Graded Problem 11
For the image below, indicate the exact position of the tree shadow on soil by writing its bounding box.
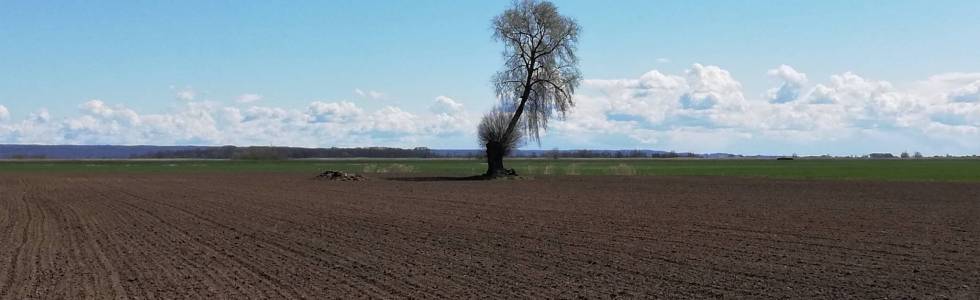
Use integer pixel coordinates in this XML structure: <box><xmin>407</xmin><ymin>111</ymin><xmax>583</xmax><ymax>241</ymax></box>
<box><xmin>386</xmin><ymin>175</ymin><xmax>490</xmax><ymax>182</ymax></box>
<box><xmin>386</xmin><ymin>174</ymin><xmax>532</xmax><ymax>182</ymax></box>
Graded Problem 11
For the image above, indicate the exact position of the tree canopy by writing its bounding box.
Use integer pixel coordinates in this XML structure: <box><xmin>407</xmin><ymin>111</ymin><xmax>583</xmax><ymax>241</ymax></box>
<box><xmin>492</xmin><ymin>0</ymin><xmax>581</xmax><ymax>144</ymax></box>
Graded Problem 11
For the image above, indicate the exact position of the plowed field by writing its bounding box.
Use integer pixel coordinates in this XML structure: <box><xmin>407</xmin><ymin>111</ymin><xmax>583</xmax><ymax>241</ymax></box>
<box><xmin>1</xmin><ymin>173</ymin><xmax>977</xmax><ymax>299</ymax></box>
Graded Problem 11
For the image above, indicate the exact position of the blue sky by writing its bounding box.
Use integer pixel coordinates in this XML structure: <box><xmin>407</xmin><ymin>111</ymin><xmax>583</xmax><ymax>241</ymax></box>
<box><xmin>2</xmin><ymin>1</ymin><xmax>979</xmax><ymax>155</ymax></box>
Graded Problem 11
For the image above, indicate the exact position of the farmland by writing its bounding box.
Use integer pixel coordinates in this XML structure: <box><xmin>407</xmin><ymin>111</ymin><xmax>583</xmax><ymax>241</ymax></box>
<box><xmin>1</xmin><ymin>169</ymin><xmax>978</xmax><ymax>298</ymax></box>
<box><xmin>2</xmin><ymin>158</ymin><xmax>980</xmax><ymax>181</ymax></box>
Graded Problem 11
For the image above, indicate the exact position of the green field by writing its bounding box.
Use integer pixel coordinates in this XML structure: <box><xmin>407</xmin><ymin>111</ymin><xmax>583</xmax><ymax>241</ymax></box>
<box><xmin>1</xmin><ymin>158</ymin><xmax>979</xmax><ymax>182</ymax></box>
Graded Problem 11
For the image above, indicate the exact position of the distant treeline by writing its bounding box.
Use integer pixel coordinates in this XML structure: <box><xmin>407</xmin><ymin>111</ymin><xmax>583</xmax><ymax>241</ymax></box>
<box><xmin>0</xmin><ymin>144</ymin><xmax>205</xmax><ymax>159</ymax></box>
<box><xmin>139</xmin><ymin>146</ymin><xmax>438</xmax><ymax>160</ymax></box>
<box><xmin>5</xmin><ymin>144</ymin><xmax>971</xmax><ymax>160</ymax></box>
<box><xmin>139</xmin><ymin>146</ymin><xmax>705</xmax><ymax>160</ymax></box>
<box><xmin>3</xmin><ymin>154</ymin><xmax>48</xmax><ymax>159</ymax></box>
<box><xmin>120</xmin><ymin>148</ymin><xmax>980</xmax><ymax>160</ymax></box>
<box><xmin>0</xmin><ymin>144</ymin><xmax>711</xmax><ymax>160</ymax></box>
<box><xmin>514</xmin><ymin>149</ymin><xmax>700</xmax><ymax>159</ymax></box>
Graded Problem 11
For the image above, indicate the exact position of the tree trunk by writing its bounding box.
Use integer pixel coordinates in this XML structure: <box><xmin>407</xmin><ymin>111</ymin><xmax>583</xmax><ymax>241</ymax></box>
<box><xmin>485</xmin><ymin>50</ymin><xmax>537</xmax><ymax>178</ymax></box>
<box><xmin>485</xmin><ymin>141</ymin><xmax>507</xmax><ymax>177</ymax></box>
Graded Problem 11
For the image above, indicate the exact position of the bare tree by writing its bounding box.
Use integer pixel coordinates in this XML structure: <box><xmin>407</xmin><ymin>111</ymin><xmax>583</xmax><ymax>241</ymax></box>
<box><xmin>484</xmin><ymin>0</ymin><xmax>581</xmax><ymax>177</ymax></box>
<box><xmin>478</xmin><ymin>108</ymin><xmax>524</xmax><ymax>158</ymax></box>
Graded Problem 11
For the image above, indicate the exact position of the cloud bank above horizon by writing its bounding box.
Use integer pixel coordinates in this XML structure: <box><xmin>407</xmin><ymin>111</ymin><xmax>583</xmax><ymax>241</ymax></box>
<box><xmin>1</xmin><ymin>64</ymin><xmax>979</xmax><ymax>155</ymax></box>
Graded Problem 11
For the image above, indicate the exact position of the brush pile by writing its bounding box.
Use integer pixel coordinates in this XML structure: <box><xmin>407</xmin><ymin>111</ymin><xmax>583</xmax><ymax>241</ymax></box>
<box><xmin>316</xmin><ymin>170</ymin><xmax>366</xmax><ymax>181</ymax></box>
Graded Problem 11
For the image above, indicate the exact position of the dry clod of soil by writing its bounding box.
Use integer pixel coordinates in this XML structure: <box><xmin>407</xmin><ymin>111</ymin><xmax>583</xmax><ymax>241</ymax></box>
<box><xmin>316</xmin><ymin>170</ymin><xmax>366</xmax><ymax>181</ymax></box>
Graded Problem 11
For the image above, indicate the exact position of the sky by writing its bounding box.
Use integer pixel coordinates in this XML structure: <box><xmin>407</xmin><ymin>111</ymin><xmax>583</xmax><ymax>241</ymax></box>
<box><xmin>1</xmin><ymin>0</ymin><xmax>979</xmax><ymax>155</ymax></box>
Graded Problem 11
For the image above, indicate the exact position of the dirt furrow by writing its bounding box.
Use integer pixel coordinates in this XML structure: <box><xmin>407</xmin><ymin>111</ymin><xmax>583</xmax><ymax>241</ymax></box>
<box><xmin>126</xmin><ymin>177</ymin><xmax>491</xmax><ymax>298</ymax></box>
<box><xmin>109</xmin><ymin>180</ymin><xmax>399</xmax><ymax>299</ymax></box>
<box><xmin>1</xmin><ymin>172</ymin><xmax>977</xmax><ymax>299</ymax></box>
<box><xmin>0</xmin><ymin>182</ymin><xmax>29</xmax><ymax>299</ymax></box>
<box><xmin>84</xmin><ymin>186</ymin><xmax>289</xmax><ymax>299</ymax></box>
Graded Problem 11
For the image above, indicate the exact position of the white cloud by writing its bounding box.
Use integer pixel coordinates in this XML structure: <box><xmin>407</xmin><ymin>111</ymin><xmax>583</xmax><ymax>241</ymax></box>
<box><xmin>354</xmin><ymin>88</ymin><xmax>386</xmax><ymax>100</ymax></box>
<box><xmin>29</xmin><ymin>108</ymin><xmax>51</xmax><ymax>123</ymax></box>
<box><xmin>0</xmin><ymin>105</ymin><xmax>8</xmax><ymax>121</ymax></box>
<box><xmin>765</xmin><ymin>65</ymin><xmax>808</xmax><ymax>103</ymax></box>
<box><xmin>370</xmin><ymin>106</ymin><xmax>419</xmax><ymax>133</ymax></box>
<box><xmin>175</xmin><ymin>87</ymin><xmax>196</xmax><ymax>101</ymax></box>
<box><xmin>582</xmin><ymin>70</ymin><xmax>685</xmax><ymax>124</ymax></box>
<box><xmin>768</xmin><ymin>65</ymin><xmax>808</xmax><ymax>84</ymax></box>
<box><xmin>242</xmin><ymin>106</ymin><xmax>292</xmax><ymax>122</ymax></box>
<box><xmin>237</xmin><ymin>93</ymin><xmax>263</xmax><ymax>103</ymax></box>
<box><xmin>80</xmin><ymin>99</ymin><xmax>141</xmax><ymax>125</ymax></box>
<box><xmin>948</xmin><ymin>80</ymin><xmax>980</xmax><ymax>102</ymax></box>
<box><xmin>550</xmin><ymin>64</ymin><xmax>980</xmax><ymax>155</ymax></box>
<box><xmin>553</xmin><ymin>94</ymin><xmax>638</xmax><ymax>137</ymax></box>
<box><xmin>0</xmin><ymin>96</ymin><xmax>477</xmax><ymax>147</ymax></box>
<box><xmin>307</xmin><ymin>101</ymin><xmax>363</xmax><ymax>123</ymax></box>
<box><xmin>916</xmin><ymin>73</ymin><xmax>980</xmax><ymax>96</ymax></box>
<box><xmin>2</xmin><ymin>66</ymin><xmax>980</xmax><ymax>155</ymax></box>
<box><xmin>430</xmin><ymin>96</ymin><xmax>464</xmax><ymax>115</ymax></box>
<box><xmin>807</xmin><ymin>84</ymin><xmax>837</xmax><ymax>104</ymax></box>
<box><xmin>679</xmin><ymin>63</ymin><xmax>745</xmax><ymax>110</ymax></box>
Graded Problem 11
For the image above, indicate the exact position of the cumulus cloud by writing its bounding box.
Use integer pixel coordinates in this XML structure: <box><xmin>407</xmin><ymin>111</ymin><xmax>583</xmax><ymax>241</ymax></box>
<box><xmin>582</xmin><ymin>70</ymin><xmax>685</xmax><ymax>124</ymax></box>
<box><xmin>242</xmin><ymin>106</ymin><xmax>292</xmax><ymax>122</ymax></box>
<box><xmin>308</xmin><ymin>101</ymin><xmax>363</xmax><ymax>123</ymax></box>
<box><xmin>354</xmin><ymin>88</ymin><xmax>386</xmax><ymax>100</ymax></box>
<box><xmin>807</xmin><ymin>84</ymin><xmax>837</xmax><ymax>104</ymax></box>
<box><xmin>766</xmin><ymin>65</ymin><xmax>808</xmax><ymax>103</ymax></box>
<box><xmin>0</xmin><ymin>105</ymin><xmax>8</xmax><ymax>121</ymax></box>
<box><xmin>550</xmin><ymin>63</ymin><xmax>980</xmax><ymax>155</ymax></box>
<box><xmin>29</xmin><ymin>108</ymin><xmax>51</xmax><ymax>123</ymax></box>
<box><xmin>679</xmin><ymin>63</ymin><xmax>745</xmax><ymax>110</ymax></box>
<box><xmin>0</xmin><ymin>94</ymin><xmax>476</xmax><ymax>147</ymax></box>
<box><xmin>3</xmin><ymin>65</ymin><xmax>979</xmax><ymax>155</ymax></box>
<box><xmin>80</xmin><ymin>100</ymin><xmax>141</xmax><ymax>125</ymax></box>
<box><xmin>948</xmin><ymin>80</ymin><xmax>980</xmax><ymax>102</ymax></box>
<box><xmin>173</xmin><ymin>87</ymin><xmax>196</xmax><ymax>101</ymax></box>
<box><xmin>237</xmin><ymin>93</ymin><xmax>263</xmax><ymax>103</ymax></box>
<box><xmin>370</xmin><ymin>106</ymin><xmax>419</xmax><ymax>133</ymax></box>
<box><xmin>430</xmin><ymin>96</ymin><xmax>464</xmax><ymax>115</ymax></box>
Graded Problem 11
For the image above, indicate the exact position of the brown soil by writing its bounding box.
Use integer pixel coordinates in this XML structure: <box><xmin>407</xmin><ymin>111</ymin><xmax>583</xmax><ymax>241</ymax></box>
<box><xmin>1</xmin><ymin>172</ymin><xmax>977</xmax><ymax>299</ymax></box>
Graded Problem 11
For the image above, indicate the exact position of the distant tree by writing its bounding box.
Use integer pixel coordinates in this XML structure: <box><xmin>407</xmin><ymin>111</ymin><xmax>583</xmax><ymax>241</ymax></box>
<box><xmin>482</xmin><ymin>0</ymin><xmax>581</xmax><ymax>177</ymax></box>
<box><xmin>900</xmin><ymin>151</ymin><xmax>910</xmax><ymax>159</ymax></box>
<box><xmin>913</xmin><ymin>151</ymin><xmax>924</xmax><ymax>159</ymax></box>
<box><xmin>9</xmin><ymin>154</ymin><xmax>47</xmax><ymax>159</ymax></box>
<box><xmin>414</xmin><ymin>147</ymin><xmax>433</xmax><ymax>158</ymax></box>
<box><xmin>575</xmin><ymin>149</ymin><xmax>593</xmax><ymax>158</ymax></box>
<box><xmin>548</xmin><ymin>148</ymin><xmax>560</xmax><ymax>159</ymax></box>
<box><xmin>231</xmin><ymin>147</ymin><xmax>287</xmax><ymax>160</ymax></box>
<box><xmin>869</xmin><ymin>153</ymin><xmax>895</xmax><ymax>159</ymax></box>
